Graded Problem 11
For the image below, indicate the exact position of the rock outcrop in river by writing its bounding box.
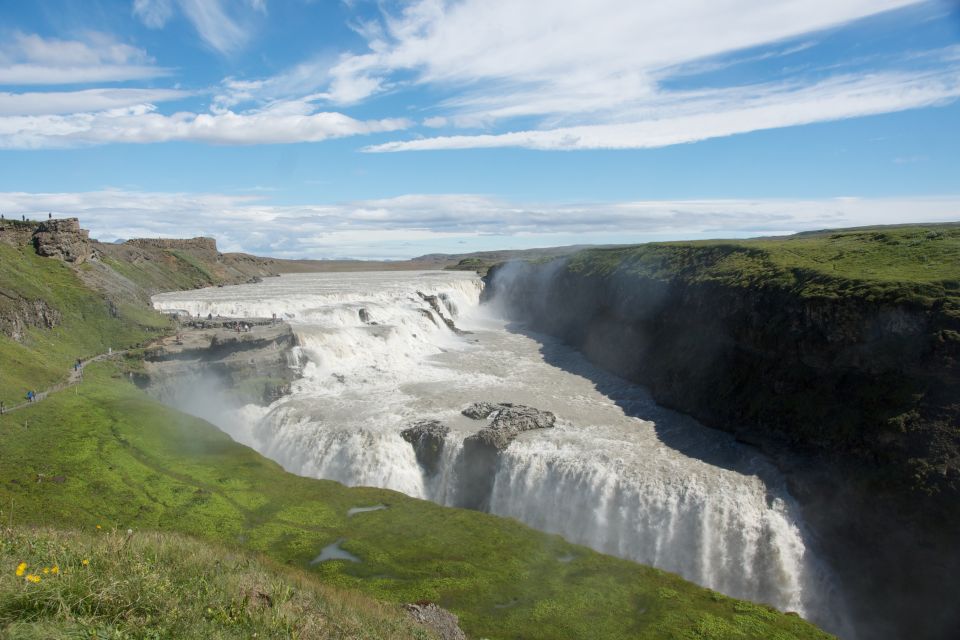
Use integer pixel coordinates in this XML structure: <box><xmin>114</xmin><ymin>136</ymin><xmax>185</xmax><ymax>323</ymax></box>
<box><xmin>400</xmin><ymin>420</ymin><xmax>450</xmax><ymax>476</ymax></box>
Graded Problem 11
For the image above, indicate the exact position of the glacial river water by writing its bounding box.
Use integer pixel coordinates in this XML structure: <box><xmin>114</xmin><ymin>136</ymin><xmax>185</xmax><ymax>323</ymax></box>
<box><xmin>153</xmin><ymin>271</ymin><xmax>851</xmax><ymax>635</ymax></box>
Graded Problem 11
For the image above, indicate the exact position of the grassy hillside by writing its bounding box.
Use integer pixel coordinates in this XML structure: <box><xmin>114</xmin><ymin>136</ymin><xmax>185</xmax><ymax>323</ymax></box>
<box><xmin>568</xmin><ymin>224</ymin><xmax>960</xmax><ymax>309</ymax></box>
<box><xmin>1</xmin><ymin>526</ymin><xmax>435</xmax><ymax>639</ymax></box>
<box><xmin>0</xmin><ymin>226</ymin><xmax>835</xmax><ymax>638</ymax></box>
<box><xmin>0</xmin><ymin>241</ymin><xmax>171</xmax><ymax>404</ymax></box>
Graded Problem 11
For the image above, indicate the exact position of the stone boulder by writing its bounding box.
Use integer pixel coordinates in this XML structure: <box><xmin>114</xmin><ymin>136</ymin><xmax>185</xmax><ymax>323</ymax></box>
<box><xmin>461</xmin><ymin>402</ymin><xmax>556</xmax><ymax>451</ymax></box>
<box><xmin>32</xmin><ymin>218</ymin><xmax>92</xmax><ymax>263</ymax></box>
<box><xmin>400</xmin><ymin>420</ymin><xmax>450</xmax><ymax>475</ymax></box>
<box><xmin>417</xmin><ymin>291</ymin><xmax>464</xmax><ymax>334</ymax></box>
<box><xmin>404</xmin><ymin>602</ymin><xmax>466</xmax><ymax>640</ymax></box>
<box><xmin>453</xmin><ymin>402</ymin><xmax>556</xmax><ymax>510</ymax></box>
<box><xmin>461</xmin><ymin>401</ymin><xmax>499</xmax><ymax>420</ymax></box>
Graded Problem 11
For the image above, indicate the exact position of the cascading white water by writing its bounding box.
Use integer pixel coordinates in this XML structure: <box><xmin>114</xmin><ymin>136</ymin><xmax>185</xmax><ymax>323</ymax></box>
<box><xmin>153</xmin><ymin>271</ymin><xmax>850</xmax><ymax>635</ymax></box>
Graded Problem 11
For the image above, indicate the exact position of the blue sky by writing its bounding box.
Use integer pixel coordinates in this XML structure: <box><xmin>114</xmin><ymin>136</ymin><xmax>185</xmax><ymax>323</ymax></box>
<box><xmin>0</xmin><ymin>0</ymin><xmax>958</xmax><ymax>258</ymax></box>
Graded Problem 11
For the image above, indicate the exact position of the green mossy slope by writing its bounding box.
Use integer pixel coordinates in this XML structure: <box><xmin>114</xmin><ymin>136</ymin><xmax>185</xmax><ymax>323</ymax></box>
<box><xmin>0</xmin><ymin>242</ymin><xmax>170</xmax><ymax>403</ymax></box>
<box><xmin>568</xmin><ymin>224</ymin><xmax>960</xmax><ymax>309</ymax></box>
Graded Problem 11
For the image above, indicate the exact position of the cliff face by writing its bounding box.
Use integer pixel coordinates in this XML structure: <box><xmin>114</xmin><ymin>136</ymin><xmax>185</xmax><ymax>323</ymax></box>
<box><xmin>33</xmin><ymin>219</ymin><xmax>93</xmax><ymax>263</ymax></box>
<box><xmin>0</xmin><ymin>218</ymin><xmax>93</xmax><ymax>263</ymax></box>
<box><xmin>139</xmin><ymin>320</ymin><xmax>302</xmax><ymax>408</ymax></box>
<box><xmin>484</xmin><ymin>230</ymin><xmax>960</xmax><ymax>640</ymax></box>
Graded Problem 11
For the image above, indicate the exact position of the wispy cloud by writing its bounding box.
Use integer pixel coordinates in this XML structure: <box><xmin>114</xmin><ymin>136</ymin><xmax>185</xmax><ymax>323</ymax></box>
<box><xmin>132</xmin><ymin>0</ymin><xmax>174</xmax><ymax>29</ymax></box>
<box><xmin>0</xmin><ymin>98</ymin><xmax>409</xmax><ymax>148</ymax></box>
<box><xmin>366</xmin><ymin>68</ymin><xmax>960</xmax><ymax>151</ymax></box>
<box><xmin>1</xmin><ymin>190</ymin><xmax>956</xmax><ymax>259</ymax></box>
<box><xmin>133</xmin><ymin>0</ymin><xmax>264</xmax><ymax>55</ymax></box>
<box><xmin>0</xmin><ymin>88</ymin><xmax>189</xmax><ymax>116</ymax></box>
<box><xmin>0</xmin><ymin>32</ymin><xmax>169</xmax><ymax>84</ymax></box>
<box><xmin>323</xmin><ymin>0</ymin><xmax>923</xmax><ymax>110</ymax></box>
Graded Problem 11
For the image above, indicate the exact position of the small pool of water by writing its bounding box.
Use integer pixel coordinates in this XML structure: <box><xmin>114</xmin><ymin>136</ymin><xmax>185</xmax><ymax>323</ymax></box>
<box><xmin>348</xmin><ymin>504</ymin><xmax>388</xmax><ymax>517</ymax></box>
<box><xmin>311</xmin><ymin>538</ymin><xmax>361</xmax><ymax>564</ymax></box>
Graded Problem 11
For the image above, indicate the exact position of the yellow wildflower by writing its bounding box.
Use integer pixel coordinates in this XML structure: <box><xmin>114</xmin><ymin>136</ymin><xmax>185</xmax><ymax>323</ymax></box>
<box><xmin>26</xmin><ymin>574</ymin><xmax>41</xmax><ymax>583</ymax></box>
<box><xmin>95</xmin><ymin>525</ymin><xmax>102</xmax><ymax>530</ymax></box>
<box><xmin>82</xmin><ymin>559</ymin><xmax>89</xmax><ymax>566</ymax></box>
<box><xmin>51</xmin><ymin>566</ymin><xmax>59</xmax><ymax>575</ymax></box>
<box><xmin>15</xmin><ymin>562</ymin><xmax>27</xmax><ymax>577</ymax></box>
<box><xmin>42</xmin><ymin>567</ymin><xmax>49</xmax><ymax>574</ymax></box>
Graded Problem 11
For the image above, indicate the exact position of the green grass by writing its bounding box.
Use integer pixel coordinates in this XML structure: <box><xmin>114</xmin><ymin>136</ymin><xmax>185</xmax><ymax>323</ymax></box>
<box><xmin>0</xmin><ymin>526</ymin><xmax>436</xmax><ymax>639</ymax></box>
<box><xmin>98</xmin><ymin>253</ymin><xmax>213</xmax><ymax>295</ymax></box>
<box><xmin>568</xmin><ymin>224</ymin><xmax>960</xmax><ymax>311</ymax></box>
<box><xmin>0</xmin><ymin>365</ymin><xmax>833</xmax><ymax>639</ymax></box>
<box><xmin>0</xmin><ymin>243</ymin><xmax>171</xmax><ymax>403</ymax></box>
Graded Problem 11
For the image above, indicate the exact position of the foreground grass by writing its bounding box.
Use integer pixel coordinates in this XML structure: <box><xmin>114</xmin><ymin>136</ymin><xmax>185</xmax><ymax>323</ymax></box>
<box><xmin>0</xmin><ymin>365</ymin><xmax>832</xmax><ymax>640</ymax></box>
<box><xmin>0</xmin><ymin>526</ymin><xmax>434</xmax><ymax>639</ymax></box>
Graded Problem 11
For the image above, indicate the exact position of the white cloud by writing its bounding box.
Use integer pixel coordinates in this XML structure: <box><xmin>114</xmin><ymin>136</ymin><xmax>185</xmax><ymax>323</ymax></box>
<box><xmin>0</xmin><ymin>190</ymin><xmax>956</xmax><ymax>259</ymax></box>
<box><xmin>0</xmin><ymin>32</ymin><xmax>169</xmax><ymax>84</ymax></box>
<box><xmin>177</xmin><ymin>0</ymin><xmax>251</xmax><ymax>54</ymax></box>
<box><xmin>133</xmin><ymin>0</ymin><xmax>174</xmax><ymax>29</ymax></box>
<box><xmin>133</xmin><ymin>0</ymin><xmax>265</xmax><ymax>55</ymax></box>
<box><xmin>0</xmin><ymin>88</ymin><xmax>189</xmax><ymax>116</ymax></box>
<box><xmin>283</xmin><ymin>0</ymin><xmax>960</xmax><ymax>151</ymax></box>
<box><xmin>366</xmin><ymin>69</ymin><xmax>960</xmax><ymax>151</ymax></box>
<box><xmin>326</xmin><ymin>0</ymin><xmax>923</xmax><ymax>109</ymax></box>
<box><xmin>0</xmin><ymin>99</ymin><xmax>410</xmax><ymax>148</ymax></box>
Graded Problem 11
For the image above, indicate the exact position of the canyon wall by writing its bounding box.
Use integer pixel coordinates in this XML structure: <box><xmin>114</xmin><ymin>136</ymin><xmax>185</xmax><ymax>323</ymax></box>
<box><xmin>484</xmin><ymin>239</ymin><xmax>959</xmax><ymax>640</ymax></box>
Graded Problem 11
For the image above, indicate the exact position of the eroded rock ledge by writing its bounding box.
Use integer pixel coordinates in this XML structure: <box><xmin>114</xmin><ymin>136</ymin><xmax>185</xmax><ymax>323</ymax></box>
<box><xmin>139</xmin><ymin>319</ymin><xmax>302</xmax><ymax>407</ymax></box>
<box><xmin>400</xmin><ymin>402</ymin><xmax>556</xmax><ymax>510</ymax></box>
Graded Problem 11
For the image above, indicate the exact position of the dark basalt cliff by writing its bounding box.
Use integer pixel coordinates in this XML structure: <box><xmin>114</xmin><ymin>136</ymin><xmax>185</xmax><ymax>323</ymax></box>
<box><xmin>484</xmin><ymin>230</ymin><xmax>960</xmax><ymax>640</ymax></box>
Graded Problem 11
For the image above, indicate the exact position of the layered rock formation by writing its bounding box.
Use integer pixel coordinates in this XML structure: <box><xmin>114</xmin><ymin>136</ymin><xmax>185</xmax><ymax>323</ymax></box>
<box><xmin>0</xmin><ymin>298</ymin><xmax>61</xmax><ymax>341</ymax></box>
<box><xmin>139</xmin><ymin>321</ymin><xmax>302</xmax><ymax>407</ymax></box>
<box><xmin>33</xmin><ymin>219</ymin><xmax>93</xmax><ymax>263</ymax></box>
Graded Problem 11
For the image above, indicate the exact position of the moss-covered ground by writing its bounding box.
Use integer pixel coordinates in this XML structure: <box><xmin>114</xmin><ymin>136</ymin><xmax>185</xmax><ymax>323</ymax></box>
<box><xmin>569</xmin><ymin>224</ymin><xmax>960</xmax><ymax>311</ymax></box>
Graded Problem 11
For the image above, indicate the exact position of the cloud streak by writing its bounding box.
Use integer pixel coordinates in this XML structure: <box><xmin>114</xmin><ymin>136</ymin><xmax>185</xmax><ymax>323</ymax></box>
<box><xmin>366</xmin><ymin>68</ymin><xmax>960</xmax><ymax>151</ymax></box>
<box><xmin>134</xmin><ymin>0</ymin><xmax>264</xmax><ymax>54</ymax></box>
<box><xmin>0</xmin><ymin>98</ymin><xmax>409</xmax><ymax>148</ymax></box>
<box><xmin>0</xmin><ymin>32</ymin><xmax>169</xmax><ymax>84</ymax></box>
<box><xmin>0</xmin><ymin>88</ymin><xmax>189</xmax><ymax>116</ymax></box>
<box><xmin>0</xmin><ymin>190</ymin><xmax>956</xmax><ymax>259</ymax></box>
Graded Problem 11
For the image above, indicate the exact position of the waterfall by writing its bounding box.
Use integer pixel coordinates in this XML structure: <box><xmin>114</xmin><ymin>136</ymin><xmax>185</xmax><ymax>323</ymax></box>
<box><xmin>153</xmin><ymin>271</ymin><xmax>850</xmax><ymax>635</ymax></box>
